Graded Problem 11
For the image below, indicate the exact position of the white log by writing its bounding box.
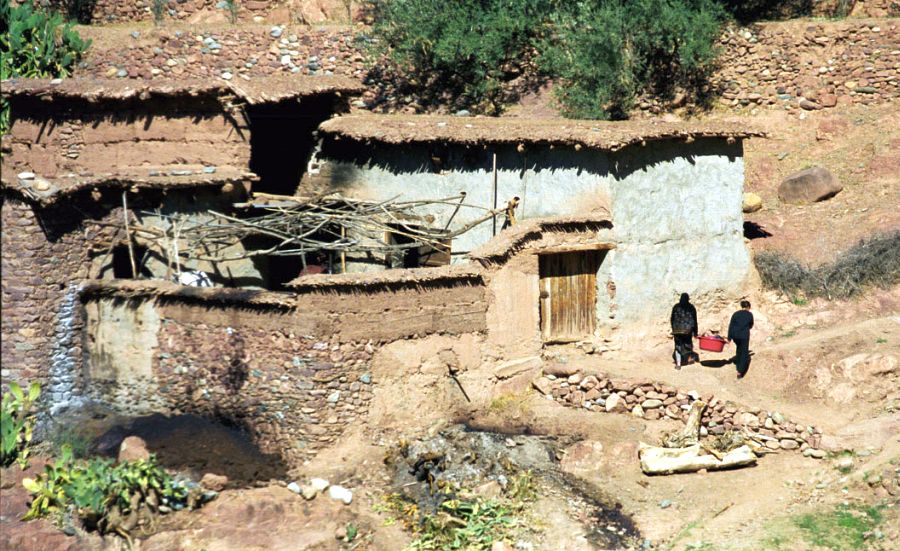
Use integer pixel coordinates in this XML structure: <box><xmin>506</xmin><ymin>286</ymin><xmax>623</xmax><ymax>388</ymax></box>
<box><xmin>639</xmin><ymin>443</ymin><xmax>757</xmax><ymax>475</ymax></box>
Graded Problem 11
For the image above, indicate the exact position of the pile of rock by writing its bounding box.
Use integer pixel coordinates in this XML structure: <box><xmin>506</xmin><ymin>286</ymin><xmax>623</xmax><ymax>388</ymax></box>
<box><xmin>532</xmin><ymin>369</ymin><xmax>828</xmax><ymax>457</ymax></box>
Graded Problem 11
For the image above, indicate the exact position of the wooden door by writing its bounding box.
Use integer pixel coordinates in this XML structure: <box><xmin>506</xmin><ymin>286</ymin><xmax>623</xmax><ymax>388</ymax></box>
<box><xmin>539</xmin><ymin>251</ymin><xmax>603</xmax><ymax>342</ymax></box>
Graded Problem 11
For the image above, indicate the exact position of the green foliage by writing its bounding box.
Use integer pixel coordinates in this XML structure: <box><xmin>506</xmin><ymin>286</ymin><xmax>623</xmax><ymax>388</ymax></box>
<box><xmin>793</xmin><ymin>504</ymin><xmax>885</xmax><ymax>550</ymax></box>
<box><xmin>368</xmin><ymin>0</ymin><xmax>554</xmax><ymax>114</ymax></box>
<box><xmin>379</xmin><ymin>470</ymin><xmax>538</xmax><ymax>550</ymax></box>
<box><xmin>756</xmin><ymin>231</ymin><xmax>900</xmax><ymax>300</ymax></box>
<box><xmin>1</xmin><ymin>381</ymin><xmax>41</xmax><ymax>468</ymax></box>
<box><xmin>22</xmin><ymin>448</ymin><xmax>193</xmax><ymax>535</ymax></box>
<box><xmin>0</xmin><ymin>0</ymin><xmax>91</xmax><ymax>135</ymax></box>
<box><xmin>539</xmin><ymin>0</ymin><xmax>727</xmax><ymax>119</ymax></box>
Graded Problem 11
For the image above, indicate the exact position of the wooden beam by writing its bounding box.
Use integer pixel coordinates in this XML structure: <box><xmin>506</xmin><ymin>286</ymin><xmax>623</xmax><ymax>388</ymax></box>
<box><xmin>533</xmin><ymin>242</ymin><xmax>616</xmax><ymax>255</ymax></box>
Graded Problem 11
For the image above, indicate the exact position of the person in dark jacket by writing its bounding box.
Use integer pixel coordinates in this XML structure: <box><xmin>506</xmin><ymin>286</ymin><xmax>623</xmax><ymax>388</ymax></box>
<box><xmin>728</xmin><ymin>300</ymin><xmax>754</xmax><ymax>379</ymax></box>
<box><xmin>670</xmin><ymin>293</ymin><xmax>698</xmax><ymax>369</ymax></box>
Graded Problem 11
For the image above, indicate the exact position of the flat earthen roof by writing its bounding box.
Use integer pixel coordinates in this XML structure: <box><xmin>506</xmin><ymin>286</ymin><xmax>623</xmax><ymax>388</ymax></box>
<box><xmin>1</xmin><ymin>167</ymin><xmax>256</xmax><ymax>206</ymax></box>
<box><xmin>1</xmin><ymin>75</ymin><xmax>365</xmax><ymax>105</ymax></box>
<box><xmin>320</xmin><ymin>115</ymin><xmax>764</xmax><ymax>151</ymax></box>
<box><xmin>288</xmin><ymin>264</ymin><xmax>483</xmax><ymax>290</ymax></box>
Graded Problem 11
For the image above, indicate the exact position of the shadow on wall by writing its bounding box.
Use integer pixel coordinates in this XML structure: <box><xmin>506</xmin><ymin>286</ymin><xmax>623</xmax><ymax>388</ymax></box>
<box><xmin>318</xmin><ymin>137</ymin><xmax>743</xmax><ymax>188</ymax></box>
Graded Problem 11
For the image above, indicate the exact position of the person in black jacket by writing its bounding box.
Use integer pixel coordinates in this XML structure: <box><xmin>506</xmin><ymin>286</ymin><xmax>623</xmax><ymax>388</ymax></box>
<box><xmin>670</xmin><ymin>293</ymin><xmax>698</xmax><ymax>369</ymax></box>
<box><xmin>728</xmin><ymin>300</ymin><xmax>754</xmax><ymax>379</ymax></box>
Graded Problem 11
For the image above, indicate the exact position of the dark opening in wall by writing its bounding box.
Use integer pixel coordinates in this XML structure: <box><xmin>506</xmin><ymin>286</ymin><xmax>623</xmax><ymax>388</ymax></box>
<box><xmin>265</xmin><ymin>255</ymin><xmax>305</xmax><ymax>291</ymax></box>
<box><xmin>385</xmin><ymin>225</ymin><xmax>451</xmax><ymax>268</ymax></box>
<box><xmin>247</xmin><ymin>95</ymin><xmax>342</xmax><ymax>196</ymax></box>
<box><xmin>111</xmin><ymin>244</ymin><xmax>149</xmax><ymax>279</ymax></box>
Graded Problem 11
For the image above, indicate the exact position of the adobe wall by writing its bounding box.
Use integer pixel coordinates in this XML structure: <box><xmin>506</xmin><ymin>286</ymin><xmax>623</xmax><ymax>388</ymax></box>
<box><xmin>4</xmin><ymin>98</ymin><xmax>250</xmax><ymax>178</ymax></box>
<box><xmin>0</xmin><ymin>186</ymin><xmax>263</xmax><ymax>398</ymax></box>
<box><xmin>80</xmin><ymin>278</ymin><xmax>488</xmax><ymax>465</ymax></box>
<box><xmin>305</xmin><ymin>138</ymin><xmax>749</xmax><ymax>325</ymax></box>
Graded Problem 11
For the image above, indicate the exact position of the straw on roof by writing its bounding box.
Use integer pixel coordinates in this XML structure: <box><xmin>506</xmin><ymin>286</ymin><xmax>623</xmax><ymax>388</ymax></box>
<box><xmin>1</xmin><ymin>75</ymin><xmax>365</xmax><ymax>105</ymax></box>
<box><xmin>1</xmin><ymin>166</ymin><xmax>257</xmax><ymax>206</ymax></box>
<box><xmin>468</xmin><ymin>213</ymin><xmax>613</xmax><ymax>266</ymax></box>
<box><xmin>320</xmin><ymin>115</ymin><xmax>765</xmax><ymax>151</ymax></box>
<box><xmin>79</xmin><ymin>280</ymin><xmax>296</xmax><ymax>308</ymax></box>
<box><xmin>288</xmin><ymin>264</ymin><xmax>483</xmax><ymax>290</ymax></box>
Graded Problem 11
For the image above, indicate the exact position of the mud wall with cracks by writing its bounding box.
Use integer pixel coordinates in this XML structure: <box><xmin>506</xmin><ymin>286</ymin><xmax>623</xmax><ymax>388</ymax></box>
<box><xmin>305</xmin><ymin>138</ymin><xmax>750</xmax><ymax>325</ymax></box>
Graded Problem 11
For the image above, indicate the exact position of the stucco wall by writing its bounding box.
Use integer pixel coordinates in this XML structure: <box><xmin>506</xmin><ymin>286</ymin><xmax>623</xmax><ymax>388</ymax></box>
<box><xmin>304</xmin><ymin>138</ymin><xmax>750</xmax><ymax>324</ymax></box>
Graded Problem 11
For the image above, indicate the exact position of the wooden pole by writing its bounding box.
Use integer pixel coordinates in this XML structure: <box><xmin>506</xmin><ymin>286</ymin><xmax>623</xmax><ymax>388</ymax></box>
<box><xmin>121</xmin><ymin>192</ymin><xmax>138</xmax><ymax>278</ymax></box>
<box><xmin>340</xmin><ymin>226</ymin><xmax>347</xmax><ymax>273</ymax></box>
<box><xmin>491</xmin><ymin>152</ymin><xmax>498</xmax><ymax>236</ymax></box>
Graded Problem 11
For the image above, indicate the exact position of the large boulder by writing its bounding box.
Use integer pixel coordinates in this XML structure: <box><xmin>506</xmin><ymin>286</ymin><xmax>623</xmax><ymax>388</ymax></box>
<box><xmin>118</xmin><ymin>436</ymin><xmax>150</xmax><ymax>462</ymax></box>
<box><xmin>778</xmin><ymin>166</ymin><xmax>842</xmax><ymax>204</ymax></box>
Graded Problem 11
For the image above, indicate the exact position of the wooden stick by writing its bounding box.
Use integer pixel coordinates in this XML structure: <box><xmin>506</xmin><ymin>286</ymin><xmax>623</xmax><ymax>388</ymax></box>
<box><xmin>340</xmin><ymin>226</ymin><xmax>347</xmax><ymax>273</ymax></box>
<box><xmin>122</xmin><ymin>192</ymin><xmax>138</xmax><ymax>279</ymax></box>
<box><xmin>491</xmin><ymin>152</ymin><xmax>498</xmax><ymax>236</ymax></box>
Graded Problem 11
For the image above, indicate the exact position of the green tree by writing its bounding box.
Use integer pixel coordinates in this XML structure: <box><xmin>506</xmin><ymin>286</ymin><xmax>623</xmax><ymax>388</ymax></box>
<box><xmin>539</xmin><ymin>0</ymin><xmax>727</xmax><ymax>119</ymax></box>
<box><xmin>368</xmin><ymin>0</ymin><xmax>555</xmax><ymax>114</ymax></box>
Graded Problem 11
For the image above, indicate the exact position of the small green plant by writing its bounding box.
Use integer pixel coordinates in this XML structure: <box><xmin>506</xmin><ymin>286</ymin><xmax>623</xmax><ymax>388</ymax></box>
<box><xmin>378</xmin><ymin>470</ymin><xmax>538</xmax><ymax>551</ymax></box>
<box><xmin>0</xmin><ymin>0</ymin><xmax>91</xmax><ymax>135</ymax></box>
<box><xmin>791</xmin><ymin>296</ymin><xmax>808</xmax><ymax>306</ymax></box>
<box><xmin>23</xmin><ymin>447</ymin><xmax>196</xmax><ymax>536</ymax></box>
<box><xmin>345</xmin><ymin>522</ymin><xmax>358</xmax><ymax>542</ymax></box>
<box><xmin>876</xmin><ymin>337</ymin><xmax>887</xmax><ymax>344</ymax></box>
<box><xmin>224</xmin><ymin>0</ymin><xmax>238</xmax><ymax>24</ymax></box>
<box><xmin>151</xmin><ymin>0</ymin><xmax>166</xmax><ymax>26</ymax></box>
<box><xmin>1</xmin><ymin>381</ymin><xmax>41</xmax><ymax>468</ymax></box>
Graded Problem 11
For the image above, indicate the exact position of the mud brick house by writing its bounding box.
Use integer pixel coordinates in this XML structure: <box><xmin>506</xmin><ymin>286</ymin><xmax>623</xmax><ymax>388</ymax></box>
<box><xmin>0</xmin><ymin>76</ymin><xmax>363</xmax><ymax>395</ymax></box>
<box><xmin>302</xmin><ymin>115</ymin><xmax>764</xmax><ymax>327</ymax></box>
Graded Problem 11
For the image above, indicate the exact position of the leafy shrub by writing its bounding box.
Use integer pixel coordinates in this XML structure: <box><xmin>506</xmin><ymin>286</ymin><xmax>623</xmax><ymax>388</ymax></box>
<box><xmin>367</xmin><ymin>0</ymin><xmax>554</xmax><ymax>114</ymax></box>
<box><xmin>539</xmin><ymin>0</ymin><xmax>727</xmax><ymax>119</ymax></box>
<box><xmin>755</xmin><ymin>231</ymin><xmax>900</xmax><ymax>300</ymax></box>
<box><xmin>367</xmin><ymin>0</ymin><xmax>728</xmax><ymax>119</ymax></box>
<box><xmin>0</xmin><ymin>0</ymin><xmax>91</xmax><ymax>134</ymax></box>
<box><xmin>23</xmin><ymin>446</ymin><xmax>196</xmax><ymax>536</ymax></box>
<box><xmin>1</xmin><ymin>381</ymin><xmax>41</xmax><ymax>468</ymax></box>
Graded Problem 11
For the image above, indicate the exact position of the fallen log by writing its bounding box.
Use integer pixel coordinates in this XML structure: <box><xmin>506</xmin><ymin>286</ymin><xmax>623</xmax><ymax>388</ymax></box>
<box><xmin>639</xmin><ymin>443</ymin><xmax>757</xmax><ymax>475</ymax></box>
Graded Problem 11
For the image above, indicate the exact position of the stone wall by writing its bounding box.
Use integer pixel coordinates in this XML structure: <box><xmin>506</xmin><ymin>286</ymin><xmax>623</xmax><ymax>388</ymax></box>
<box><xmin>305</xmin><ymin>138</ymin><xmax>749</xmax><ymax>325</ymax></box>
<box><xmin>532</xmin><ymin>367</ymin><xmax>829</xmax><ymax>458</ymax></box>
<box><xmin>76</xmin><ymin>19</ymin><xmax>896</xmax><ymax>116</ymax></box>
<box><xmin>4</xmin><ymin>99</ymin><xmax>250</xmax><ymax>178</ymax></box>
<box><xmin>0</xmin><ymin>186</ymin><xmax>262</xmax><ymax>394</ymax></box>
<box><xmin>0</xmin><ymin>196</ymin><xmax>116</xmax><ymax>397</ymax></box>
<box><xmin>80</xmin><ymin>278</ymin><xmax>488</xmax><ymax>465</ymax></box>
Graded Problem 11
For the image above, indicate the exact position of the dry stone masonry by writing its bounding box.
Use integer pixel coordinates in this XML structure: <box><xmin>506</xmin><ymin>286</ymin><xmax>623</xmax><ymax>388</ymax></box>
<box><xmin>532</xmin><ymin>368</ymin><xmax>828</xmax><ymax>458</ymax></box>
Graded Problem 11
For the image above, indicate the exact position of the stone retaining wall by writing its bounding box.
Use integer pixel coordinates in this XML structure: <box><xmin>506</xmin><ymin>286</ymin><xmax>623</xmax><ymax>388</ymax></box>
<box><xmin>533</xmin><ymin>367</ymin><xmax>828</xmax><ymax>458</ymax></box>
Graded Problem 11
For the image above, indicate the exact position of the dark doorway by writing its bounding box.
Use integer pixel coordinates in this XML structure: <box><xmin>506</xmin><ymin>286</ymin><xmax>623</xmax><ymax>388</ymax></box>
<box><xmin>246</xmin><ymin>96</ymin><xmax>342</xmax><ymax>196</ymax></box>
<box><xmin>111</xmin><ymin>244</ymin><xmax>148</xmax><ymax>279</ymax></box>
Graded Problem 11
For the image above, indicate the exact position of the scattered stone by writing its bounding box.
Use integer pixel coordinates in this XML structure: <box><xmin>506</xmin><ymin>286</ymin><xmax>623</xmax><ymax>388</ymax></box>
<box><xmin>270</xmin><ymin>26</ymin><xmax>283</xmax><ymax>38</ymax></box>
<box><xmin>742</xmin><ymin>192</ymin><xmax>763</xmax><ymax>213</ymax></box>
<box><xmin>659</xmin><ymin>499</ymin><xmax>672</xmax><ymax>509</ymax></box>
<box><xmin>834</xmin><ymin>456</ymin><xmax>854</xmax><ymax>471</ymax></box>
<box><xmin>200</xmin><ymin>473</ymin><xmax>229</xmax><ymax>492</ymax></box>
<box><xmin>803</xmin><ymin>448</ymin><xmax>827</xmax><ymax>459</ymax></box>
<box><xmin>310</xmin><ymin>478</ymin><xmax>330</xmax><ymax>492</ymax></box>
<box><xmin>778</xmin><ymin>166</ymin><xmax>842</xmax><ymax>204</ymax></box>
<box><xmin>532</xmin><ymin>377</ymin><xmax>553</xmax><ymax>395</ymax></box>
<box><xmin>328</xmin><ymin>485</ymin><xmax>353</xmax><ymax>504</ymax></box>
<box><xmin>301</xmin><ymin>485</ymin><xmax>318</xmax><ymax>500</ymax></box>
<box><xmin>495</xmin><ymin>356</ymin><xmax>541</xmax><ymax>380</ymax></box>
<box><xmin>474</xmin><ymin>480</ymin><xmax>502</xmax><ymax>499</ymax></box>
<box><xmin>631</xmin><ymin>405</ymin><xmax>645</xmax><ymax>418</ymax></box>
<box><xmin>287</xmin><ymin>481</ymin><xmax>302</xmax><ymax>494</ymax></box>
<box><xmin>17</xmin><ymin>171</ymin><xmax>35</xmax><ymax>180</ymax></box>
<box><xmin>605</xmin><ymin>393</ymin><xmax>625</xmax><ymax>413</ymax></box>
<box><xmin>118</xmin><ymin>436</ymin><xmax>150</xmax><ymax>462</ymax></box>
<box><xmin>641</xmin><ymin>399</ymin><xmax>663</xmax><ymax>410</ymax></box>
